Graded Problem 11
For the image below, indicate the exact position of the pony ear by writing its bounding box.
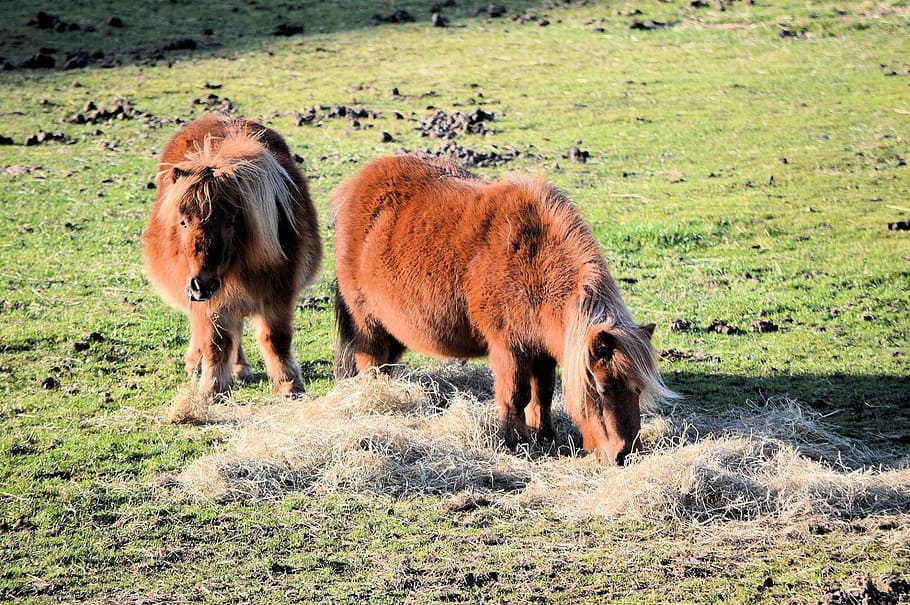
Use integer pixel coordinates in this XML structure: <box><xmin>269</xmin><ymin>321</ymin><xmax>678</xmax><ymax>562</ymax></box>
<box><xmin>589</xmin><ymin>329</ymin><xmax>617</xmax><ymax>362</ymax></box>
<box><xmin>639</xmin><ymin>323</ymin><xmax>656</xmax><ymax>339</ymax></box>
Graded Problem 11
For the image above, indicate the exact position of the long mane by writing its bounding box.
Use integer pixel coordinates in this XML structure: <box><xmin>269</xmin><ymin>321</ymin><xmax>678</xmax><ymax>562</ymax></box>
<box><xmin>559</xmin><ymin>230</ymin><xmax>677</xmax><ymax>419</ymax></box>
<box><xmin>158</xmin><ymin>122</ymin><xmax>297</xmax><ymax>269</ymax></box>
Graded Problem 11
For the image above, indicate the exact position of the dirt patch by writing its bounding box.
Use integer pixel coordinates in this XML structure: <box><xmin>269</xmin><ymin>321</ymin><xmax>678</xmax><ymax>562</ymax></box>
<box><xmin>630</xmin><ymin>19</ymin><xmax>673</xmax><ymax>31</ymax></box>
<box><xmin>706</xmin><ymin>319</ymin><xmax>742</xmax><ymax>335</ymax></box>
<box><xmin>659</xmin><ymin>348</ymin><xmax>721</xmax><ymax>363</ymax></box>
<box><xmin>421</xmin><ymin>141</ymin><xmax>524</xmax><ymax>168</ymax></box>
<box><xmin>294</xmin><ymin>104</ymin><xmax>380</xmax><ymax>127</ymax></box>
<box><xmin>417</xmin><ymin>109</ymin><xmax>494</xmax><ymax>139</ymax></box>
<box><xmin>67</xmin><ymin>99</ymin><xmax>166</xmax><ymax>128</ymax></box>
<box><xmin>27</xmin><ymin>10</ymin><xmax>82</xmax><ymax>33</ymax></box>
<box><xmin>820</xmin><ymin>576</ymin><xmax>910</xmax><ymax>605</ymax></box>
<box><xmin>0</xmin><ymin>165</ymin><xmax>42</xmax><ymax>177</ymax></box>
<box><xmin>371</xmin><ymin>10</ymin><xmax>415</xmax><ymax>25</ymax></box>
<box><xmin>750</xmin><ymin>319</ymin><xmax>779</xmax><ymax>333</ymax></box>
<box><xmin>564</xmin><ymin>146</ymin><xmax>590</xmax><ymax>163</ymax></box>
<box><xmin>191</xmin><ymin>94</ymin><xmax>237</xmax><ymax>115</ymax></box>
<box><xmin>271</xmin><ymin>23</ymin><xmax>303</xmax><ymax>37</ymax></box>
<box><xmin>24</xmin><ymin>131</ymin><xmax>71</xmax><ymax>146</ymax></box>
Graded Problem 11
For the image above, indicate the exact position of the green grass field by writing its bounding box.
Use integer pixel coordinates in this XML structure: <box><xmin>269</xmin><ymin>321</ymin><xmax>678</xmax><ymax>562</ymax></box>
<box><xmin>1</xmin><ymin>1</ymin><xmax>908</xmax><ymax>602</ymax></box>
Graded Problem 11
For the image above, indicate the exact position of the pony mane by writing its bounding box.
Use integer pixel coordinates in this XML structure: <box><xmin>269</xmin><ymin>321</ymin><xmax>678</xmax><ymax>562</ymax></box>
<box><xmin>560</xmin><ymin>245</ymin><xmax>678</xmax><ymax>419</ymax></box>
<box><xmin>159</xmin><ymin>123</ymin><xmax>298</xmax><ymax>268</ymax></box>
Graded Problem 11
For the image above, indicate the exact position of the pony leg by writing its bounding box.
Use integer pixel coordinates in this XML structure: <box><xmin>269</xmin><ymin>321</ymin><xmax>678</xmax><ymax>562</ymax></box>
<box><xmin>489</xmin><ymin>350</ymin><xmax>533</xmax><ymax>450</ymax></box>
<box><xmin>185</xmin><ymin>329</ymin><xmax>202</xmax><ymax>378</ymax></box>
<box><xmin>349</xmin><ymin>316</ymin><xmax>406</xmax><ymax>375</ymax></box>
<box><xmin>234</xmin><ymin>343</ymin><xmax>254</xmax><ymax>384</ymax></box>
<box><xmin>333</xmin><ymin>286</ymin><xmax>405</xmax><ymax>378</ymax></box>
<box><xmin>525</xmin><ymin>356</ymin><xmax>557</xmax><ymax>443</ymax></box>
<box><xmin>252</xmin><ymin>313</ymin><xmax>304</xmax><ymax>396</ymax></box>
<box><xmin>353</xmin><ymin>331</ymin><xmax>406</xmax><ymax>375</ymax></box>
<box><xmin>192</xmin><ymin>310</ymin><xmax>241</xmax><ymax>396</ymax></box>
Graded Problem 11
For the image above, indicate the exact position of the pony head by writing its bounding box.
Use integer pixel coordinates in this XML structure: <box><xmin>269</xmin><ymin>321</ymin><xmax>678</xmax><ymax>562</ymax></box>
<box><xmin>169</xmin><ymin>163</ymin><xmax>243</xmax><ymax>301</ymax></box>
<box><xmin>160</xmin><ymin>131</ymin><xmax>295</xmax><ymax>302</ymax></box>
<box><xmin>564</xmin><ymin>311</ymin><xmax>677</xmax><ymax>465</ymax></box>
<box><xmin>582</xmin><ymin>322</ymin><xmax>661</xmax><ymax>465</ymax></box>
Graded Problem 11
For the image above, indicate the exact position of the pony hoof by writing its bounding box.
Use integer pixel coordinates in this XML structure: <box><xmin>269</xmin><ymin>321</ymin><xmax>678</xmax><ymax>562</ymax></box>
<box><xmin>273</xmin><ymin>380</ymin><xmax>305</xmax><ymax>397</ymax></box>
<box><xmin>532</xmin><ymin>428</ymin><xmax>555</xmax><ymax>446</ymax></box>
<box><xmin>501</xmin><ymin>423</ymin><xmax>532</xmax><ymax>452</ymax></box>
<box><xmin>234</xmin><ymin>365</ymin><xmax>254</xmax><ymax>384</ymax></box>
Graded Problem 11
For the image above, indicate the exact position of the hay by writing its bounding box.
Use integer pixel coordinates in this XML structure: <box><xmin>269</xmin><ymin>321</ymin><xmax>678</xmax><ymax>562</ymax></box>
<box><xmin>172</xmin><ymin>362</ymin><xmax>910</xmax><ymax>526</ymax></box>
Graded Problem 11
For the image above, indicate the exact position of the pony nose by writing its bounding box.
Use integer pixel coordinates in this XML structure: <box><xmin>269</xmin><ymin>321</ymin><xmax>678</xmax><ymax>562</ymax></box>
<box><xmin>614</xmin><ymin>449</ymin><xmax>628</xmax><ymax>466</ymax></box>
<box><xmin>610</xmin><ymin>440</ymin><xmax>639</xmax><ymax>466</ymax></box>
<box><xmin>186</xmin><ymin>275</ymin><xmax>222</xmax><ymax>301</ymax></box>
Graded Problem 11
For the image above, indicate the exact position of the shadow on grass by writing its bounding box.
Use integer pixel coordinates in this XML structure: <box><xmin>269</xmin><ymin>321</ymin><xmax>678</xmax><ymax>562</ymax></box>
<box><xmin>668</xmin><ymin>369</ymin><xmax>910</xmax><ymax>454</ymax></box>
<box><xmin>0</xmin><ymin>0</ymin><xmax>549</xmax><ymax>70</ymax></box>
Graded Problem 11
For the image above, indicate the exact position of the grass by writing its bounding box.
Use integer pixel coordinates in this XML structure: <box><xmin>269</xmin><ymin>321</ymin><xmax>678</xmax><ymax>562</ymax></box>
<box><xmin>1</xmin><ymin>0</ymin><xmax>909</xmax><ymax>602</ymax></box>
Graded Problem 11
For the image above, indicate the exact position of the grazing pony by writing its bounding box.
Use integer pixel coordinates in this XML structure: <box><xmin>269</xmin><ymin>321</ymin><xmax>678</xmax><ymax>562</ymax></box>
<box><xmin>331</xmin><ymin>154</ymin><xmax>676</xmax><ymax>464</ymax></box>
<box><xmin>143</xmin><ymin>115</ymin><xmax>321</xmax><ymax>397</ymax></box>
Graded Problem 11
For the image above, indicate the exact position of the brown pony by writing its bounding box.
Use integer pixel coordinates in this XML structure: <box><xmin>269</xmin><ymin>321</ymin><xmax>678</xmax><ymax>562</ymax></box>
<box><xmin>331</xmin><ymin>154</ymin><xmax>676</xmax><ymax>464</ymax></box>
<box><xmin>143</xmin><ymin>115</ymin><xmax>321</xmax><ymax>397</ymax></box>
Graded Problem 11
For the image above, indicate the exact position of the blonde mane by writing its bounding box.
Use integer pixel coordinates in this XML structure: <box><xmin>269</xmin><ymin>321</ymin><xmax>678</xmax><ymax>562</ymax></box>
<box><xmin>159</xmin><ymin>122</ymin><xmax>298</xmax><ymax>268</ymax></box>
<box><xmin>559</xmin><ymin>237</ymin><xmax>677</xmax><ymax>420</ymax></box>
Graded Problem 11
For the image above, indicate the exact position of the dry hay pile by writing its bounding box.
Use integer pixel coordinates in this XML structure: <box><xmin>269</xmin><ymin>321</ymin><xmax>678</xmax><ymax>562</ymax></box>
<box><xmin>171</xmin><ymin>363</ymin><xmax>910</xmax><ymax>526</ymax></box>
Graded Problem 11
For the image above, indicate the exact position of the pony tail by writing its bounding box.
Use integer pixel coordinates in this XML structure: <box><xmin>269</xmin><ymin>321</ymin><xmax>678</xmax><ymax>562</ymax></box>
<box><xmin>333</xmin><ymin>280</ymin><xmax>358</xmax><ymax>379</ymax></box>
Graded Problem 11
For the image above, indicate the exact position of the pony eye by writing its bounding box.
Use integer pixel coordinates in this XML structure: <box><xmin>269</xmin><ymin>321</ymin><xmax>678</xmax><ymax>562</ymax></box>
<box><xmin>179</xmin><ymin>218</ymin><xmax>188</xmax><ymax>228</ymax></box>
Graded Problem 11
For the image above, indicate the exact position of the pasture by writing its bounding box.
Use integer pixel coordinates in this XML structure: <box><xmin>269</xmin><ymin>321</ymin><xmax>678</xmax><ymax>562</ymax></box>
<box><xmin>1</xmin><ymin>1</ymin><xmax>908</xmax><ymax>602</ymax></box>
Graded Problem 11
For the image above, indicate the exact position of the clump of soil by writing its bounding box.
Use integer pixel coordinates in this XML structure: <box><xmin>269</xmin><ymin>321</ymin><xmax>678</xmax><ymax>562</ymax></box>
<box><xmin>486</xmin><ymin>4</ymin><xmax>507</xmax><ymax>18</ymax></box>
<box><xmin>706</xmin><ymin>319</ymin><xmax>741</xmax><ymax>335</ymax></box>
<box><xmin>659</xmin><ymin>349</ymin><xmax>721</xmax><ymax>363</ymax></box>
<box><xmin>750</xmin><ymin>319</ymin><xmax>779</xmax><ymax>333</ymax></box>
<box><xmin>25</xmin><ymin>131</ymin><xmax>70</xmax><ymax>146</ymax></box>
<box><xmin>371</xmin><ymin>10</ymin><xmax>415</xmax><ymax>25</ymax></box>
<box><xmin>630</xmin><ymin>19</ymin><xmax>672</xmax><ymax>30</ymax></box>
<box><xmin>27</xmin><ymin>11</ymin><xmax>82</xmax><ymax>33</ymax></box>
<box><xmin>61</xmin><ymin>49</ymin><xmax>113</xmax><ymax>70</ymax></box>
<box><xmin>271</xmin><ymin>23</ymin><xmax>303</xmax><ymax>36</ymax></box>
<box><xmin>820</xmin><ymin>577</ymin><xmax>910</xmax><ymax>605</ymax></box>
<box><xmin>161</xmin><ymin>38</ymin><xmax>197</xmax><ymax>52</ymax></box>
<box><xmin>423</xmin><ymin>141</ymin><xmax>522</xmax><ymax>168</ymax></box>
<box><xmin>19</xmin><ymin>52</ymin><xmax>57</xmax><ymax>69</ymax></box>
<box><xmin>294</xmin><ymin>104</ymin><xmax>380</xmax><ymax>126</ymax></box>
<box><xmin>417</xmin><ymin>109</ymin><xmax>494</xmax><ymax>139</ymax></box>
<box><xmin>564</xmin><ymin>146</ymin><xmax>590</xmax><ymax>163</ymax></box>
<box><xmin>67</xmin><ymin>99</ymin><xmax>165</xmax><ymax>128</ymax></box>
<box><xmin>669</xmin><ymin>318</ymin><xmax>692</xmax><ymax>332</ymax></box>
<box><xmin>192</xmin><ymin>94</ymin><xmax>237</xmax><ymax>115</ymax></box>
<box><xmin>72</xmin><ymin>331</ymin><xmax>104</xmax><ymax>352</ymax></box>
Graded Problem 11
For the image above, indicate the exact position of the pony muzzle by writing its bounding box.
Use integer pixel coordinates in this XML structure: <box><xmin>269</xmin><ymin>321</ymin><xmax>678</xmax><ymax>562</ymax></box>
<box><xmin>186</xmin><ymin>275</ymin><xmax>222</xmax><ymax>301</ymax></box>
<box><xmin>606</xmin><ymin>437</ymin><xmax>641</xmax><ymax>466</ymax></box>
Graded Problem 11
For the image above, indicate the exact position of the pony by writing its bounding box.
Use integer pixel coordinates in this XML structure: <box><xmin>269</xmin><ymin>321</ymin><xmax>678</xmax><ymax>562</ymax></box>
<box><xmin>331</xmin><ymin>154</ymin><xmax>676</xmax><ymax>464</ymax></box>
<box><xmin>143</xmin><ymin>114</ymin><xmax>321</xmax><ymax>397</ymax></box>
